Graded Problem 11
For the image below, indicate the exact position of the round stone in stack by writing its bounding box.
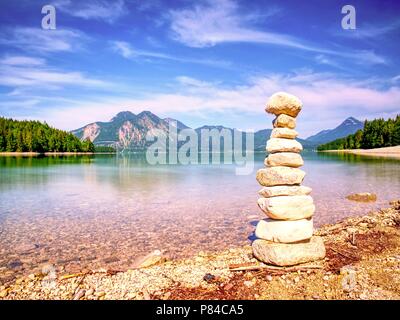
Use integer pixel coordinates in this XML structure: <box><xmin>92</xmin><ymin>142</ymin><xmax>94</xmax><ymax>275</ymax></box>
<box><xmin>255</xmin><ymin>218</ymin><xmax>313</xmax><ymax>243</ymax></box>
<box><xmin>266</xmin><ymin>138</ymin><xmax>303</xmax><ymax>153</ymax></box>
<box><xmin>256</xmin><ymin>167</ymin><xmax>305</xmax><ymax>187</ymax></box>
<box><xmin>257</xmin><ymin>195</ymin><xmax>315</xmax><ymax>220</ymax></box>
<box><xmin>265</xmin><ymin>152</ymin><xmax>304</xmax><ymax>168</ymax></box>
<box><xmin>273</xmin><ymin>114</ymin><xmax>296</xmax><ymax>129</ymax></box>
<box><xmin>258</xmin><ymin>185</ymin><xmax>312</xmax><ymax>197</ymax></box>
<box><xmin>270</xmin><ymin>128</ymin><xmax>298</xmax><ymax>139</ymax></box>
<box><xmin>252</xmin><ymin>236</ymin><xmax>326</xmax><ymax>266</ymax></box>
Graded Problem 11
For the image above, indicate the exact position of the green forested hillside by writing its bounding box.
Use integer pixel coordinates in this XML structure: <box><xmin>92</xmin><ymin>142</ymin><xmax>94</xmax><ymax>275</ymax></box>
<box><xmin>0</xmin><ymin>117</ymin><xmax>94</xmax><ymax>152</ymax></box>
<box><xmin>318</xmin><ymin>115</ymin><xmax>400</xmax><ymax>151</ymax></box>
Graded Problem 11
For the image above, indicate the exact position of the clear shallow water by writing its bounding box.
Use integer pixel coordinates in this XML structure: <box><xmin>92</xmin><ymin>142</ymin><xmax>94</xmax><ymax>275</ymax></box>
<box><xmin>0</xmin><ymin>152</ymin><xmax>400</xmax><ymax>284</ymax></box>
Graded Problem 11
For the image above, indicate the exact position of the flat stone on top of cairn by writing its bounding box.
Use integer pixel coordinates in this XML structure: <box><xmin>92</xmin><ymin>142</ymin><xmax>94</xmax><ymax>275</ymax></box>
<box><xmin>252</xmin><ymin>91</ymin><xmax>325</xmax><ymax>266</ymax></box>
<box><xmin>266</xmin><ymin>91</ymin><xmax>303</xmax><ymax>117</ymax></box>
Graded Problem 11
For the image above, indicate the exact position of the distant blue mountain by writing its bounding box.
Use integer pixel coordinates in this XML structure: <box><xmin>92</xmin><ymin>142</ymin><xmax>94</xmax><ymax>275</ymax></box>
<box><xmin>306</xmin><ymin>117</ymin><xmax>363</xmax><ymax>144</ymax></box>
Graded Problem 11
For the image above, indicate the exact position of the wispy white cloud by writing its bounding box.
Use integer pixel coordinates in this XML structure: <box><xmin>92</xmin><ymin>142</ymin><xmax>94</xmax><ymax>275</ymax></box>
<box><xmin>168</xmin><ymin>0</ymin><xmax>387</xmax><ymax>65</ymax></box>
<box><xmin>176</xmin><ymin>76</ymin><xmax>219</xmax><ymax>88</ymax></box>
<box><xmin>111</xmin><ymin>41</ymin><xmax>231</xmax><ymax>68</ymax></box>
<box><xmin>314</xmin><ymin>54</ymin><xmax>341</xmax><ymax>68</ymax></box>
<box><xmin>313</xmin><ymin>54</ymin><xmax>369</xmax><ymax>70</ymax></box>
<box><xmin>338</xmin><ymin>50</ymin><xmax>386</xmax><ymax>65</ymax></box>
<box><xmin>0</xmin><ymin>99</ymin><xmax>41</xmax><ymax>109</ymax></box>
<box><xmin>1</xmin><ymin>56</ymin><xmax>45</xmax><ymax>66</ymax></box>
<box><xmin>169</xmin><ymin>0</ymin><xmax>303</xmax><ymax>49</ymax></box>
<box><xmin>52</xmin><ymin>0</ymin><xmax>127</xmax><ymax>23</ymax></box>
<box><xmin>112</xmin><ymin>41</ymin><xmax>133</xmax><ymax>58</ymax></box>
<box><xmin>0</xmin><ymin>55</ymin><xmax>110</xmax><ymax>89</ymax></box>
<box><xmin>392</xmin><ymin>75</ymin><xmax>400</xmax><ymax>83</ymax></box>
<box><xmin>0</xmin><ymin>27</ymin><xmax>86</xmax><ymax>53</ymax></box>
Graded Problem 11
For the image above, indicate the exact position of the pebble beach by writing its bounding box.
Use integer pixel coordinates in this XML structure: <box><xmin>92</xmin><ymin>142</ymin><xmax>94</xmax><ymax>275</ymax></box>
<box><xmin>1</xmin><ymin>200</ymin><xmax>400</xmax><ymax>300</ymax></box>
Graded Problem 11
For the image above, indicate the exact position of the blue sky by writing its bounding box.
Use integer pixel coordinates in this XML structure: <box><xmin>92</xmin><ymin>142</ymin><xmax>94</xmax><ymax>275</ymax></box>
<box><xmin>0</xmin><ymin>0</ymin><xmax>399</xmax><ymax>137</ymax></box>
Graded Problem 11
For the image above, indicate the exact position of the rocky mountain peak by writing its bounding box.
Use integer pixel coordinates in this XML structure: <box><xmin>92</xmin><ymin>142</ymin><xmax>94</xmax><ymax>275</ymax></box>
<box><xmin>137</xmin><ymin>110</ymin><xmax>159</xmax><ymax>120</ymax></box>
<box><xmin>111</xmin><ymin>111</ymin><xmax>137</xmax><ymax>122</ymax></box>
<box><xmin>342</xmin><ymin>117</ymin><xmax>362</xmax><ymax>126</ymax></box>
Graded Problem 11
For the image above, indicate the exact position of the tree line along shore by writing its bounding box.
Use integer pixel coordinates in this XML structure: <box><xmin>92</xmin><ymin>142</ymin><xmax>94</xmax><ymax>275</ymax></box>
<box><xmin>1</xmin><ymin>115</ymin><xmax>400</xmax><ymax>155</ymax></box>
<box><xmin>317</xmin><ymin>115</ymin><xmax>400</xmax><ymax>151</ymax></box>
<box><xmin>0</xmin><ymin>117</ymin><xmax>115</xmax><ymax>154</ymax></box>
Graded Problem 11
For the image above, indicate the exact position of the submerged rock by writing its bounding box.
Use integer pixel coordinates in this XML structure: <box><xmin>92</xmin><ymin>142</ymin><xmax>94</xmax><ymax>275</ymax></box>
<box><xmin>252</xmin><ymin>236</ymin><xmax>326</xmax><ymax>266</ymax></box>
<box><xmin>8</xmin><ymin>260</ymin><xmax>23</xmax><ymax>269</ymax></box>
<box><xmin>346</xmin><ymin>193</ymin><xmax>377</xmax><ymax>202</ymax></box>
<box><xmin>15</xmin><ymin>243</ymin><xmax>39</xmax><ymax>254</ymax></box>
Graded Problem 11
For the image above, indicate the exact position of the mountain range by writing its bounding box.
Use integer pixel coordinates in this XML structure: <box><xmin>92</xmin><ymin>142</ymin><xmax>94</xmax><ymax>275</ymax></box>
<box><xmin>305</xmin><ymin>117</ymin><xmax>363</xmax><ymax>144</ymax></box>
<box><xmin>71</xmin><ymin>111</ymin><xmax>364</xmax><ymax>151</ymax></box>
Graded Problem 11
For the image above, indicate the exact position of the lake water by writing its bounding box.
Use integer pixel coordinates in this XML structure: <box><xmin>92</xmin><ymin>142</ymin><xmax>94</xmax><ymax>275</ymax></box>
<box><xmin>1</xmin><ymin>151</ymin><xmax>400</xmax><ymax>284</ymax></box>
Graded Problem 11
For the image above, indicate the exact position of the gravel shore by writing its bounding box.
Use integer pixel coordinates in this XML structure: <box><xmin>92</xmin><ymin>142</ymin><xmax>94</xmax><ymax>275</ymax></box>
<box><xmin>1</xmin><ymin>200</ymin><xmax>400</xmax><ymax>300</ymax></box>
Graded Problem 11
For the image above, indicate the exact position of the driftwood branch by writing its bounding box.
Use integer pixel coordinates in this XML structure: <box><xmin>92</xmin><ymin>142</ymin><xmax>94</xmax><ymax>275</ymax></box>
<box><xmin>229</xmin><ymin>263</ymin><xmax>323</xmax><ymax>272</ymax></box>
<box><xmin>59</xmin><ymin>269</ymin><xmax>125</xmax><ymax>281</ymax></box>
<box><xmin>329</xmin><ymin>246</ymin><xmax>358</xmax><ymax>260</ymax></box>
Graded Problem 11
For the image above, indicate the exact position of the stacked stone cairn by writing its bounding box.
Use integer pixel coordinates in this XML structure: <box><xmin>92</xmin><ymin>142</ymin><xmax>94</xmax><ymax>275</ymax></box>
<box><xmin>252</xmin><ymin>92</ymin><xmax>326</xmax><ymax>266</ymax></box>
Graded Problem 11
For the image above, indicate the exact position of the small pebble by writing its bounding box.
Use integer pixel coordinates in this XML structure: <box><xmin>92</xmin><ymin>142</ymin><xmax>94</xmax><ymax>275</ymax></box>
<box><xmin>126</xmin><ymin>292</ymin><xmax>137</xmax><ymax>299</ymax></box>
<box><xmin>203</xmin><ymin>273</ymin><xmax>216</xmax><ymax>283</ymax></box>
<box><xmin>85</xmin><ymin>288</ymin><xmax>94</xmax><ymax>297</ymax></box>
<box><xmin>142</xmin><ymin>289</ymin><xmax>151</xmax><ymax>300</ymax></box>
<box><xmin>0</xmin><ymin>290</ymin><xmax>8</xmax><ymax>298</ymax></box>
<box><xmin>224</xmin><ymin>283</ymin><xmax>234</xmax><ymax>290</ymax></box>
<box><xmin>359</xmin><ymin>293</ymin><xmax>368</xmax><ymax>300</ymax></box>
<box><xmin>73</xmin><ymin>289</ymin><xmax>85</xmax><ymax>300</ymax></box>
<box><xmin>163</xmin><ymin>292</ymin><xmax>171</xmax><ymax>300</ymax></box>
